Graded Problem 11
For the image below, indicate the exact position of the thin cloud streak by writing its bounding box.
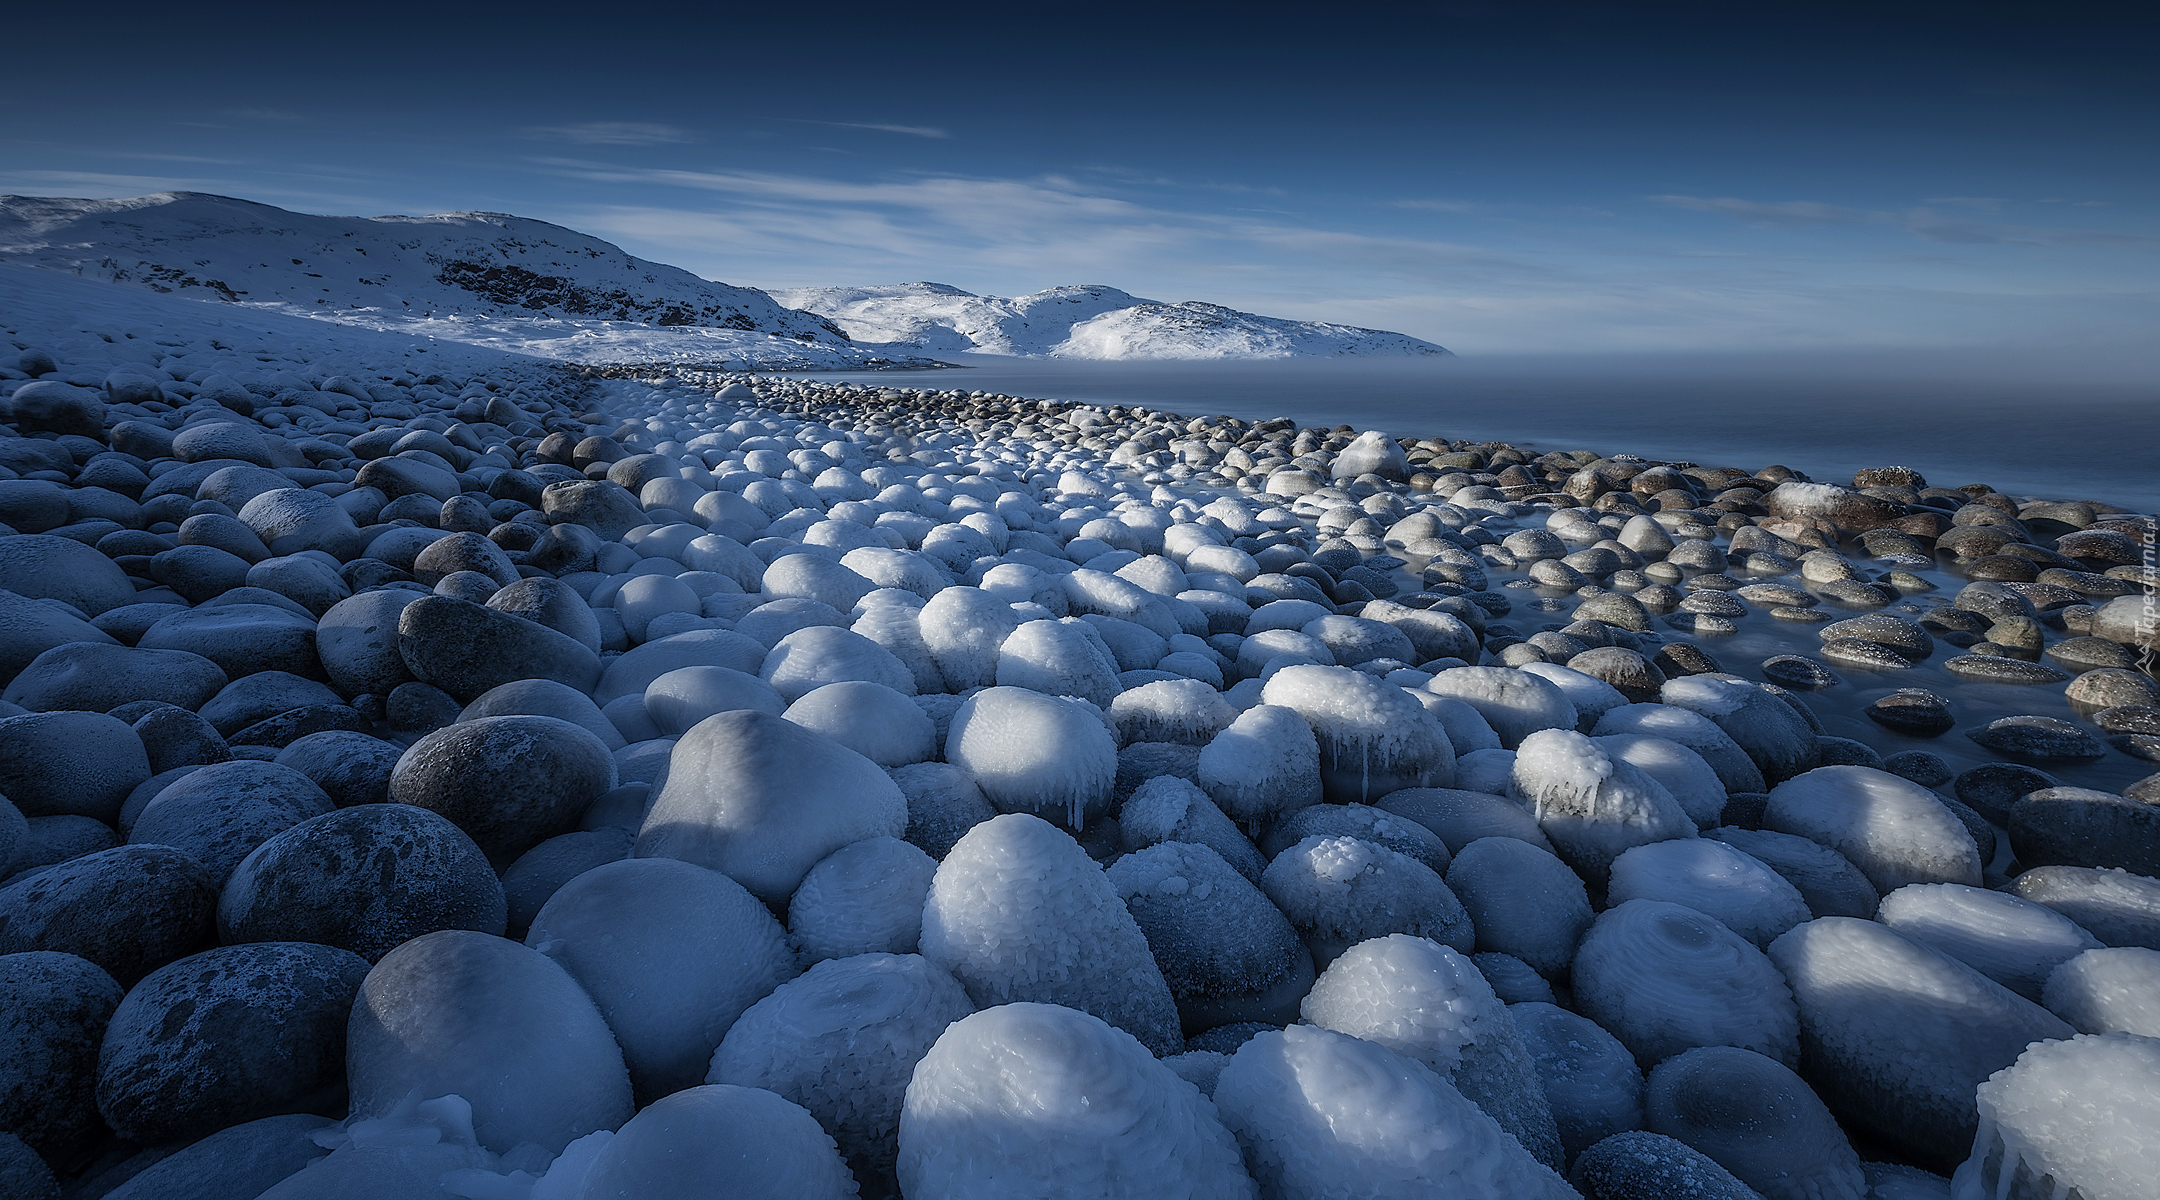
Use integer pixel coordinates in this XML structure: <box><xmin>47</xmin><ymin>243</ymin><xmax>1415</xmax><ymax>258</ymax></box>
<box><xmin>525</xmin><ymin>122</ymin><xmax>699</xmax><ymax>145</ymax></box>
<box><xmin>789</xmin><ymin>120</ymin><xmax>952</xmax><ymax>139</ymax></box>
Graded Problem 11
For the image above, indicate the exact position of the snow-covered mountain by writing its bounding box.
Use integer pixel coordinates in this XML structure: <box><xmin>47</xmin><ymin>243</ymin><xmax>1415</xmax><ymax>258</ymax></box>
<box><xmin>0</xmin><ymin>192</ymin><xmax>930</xmax><ymax>370</ymax></box>
<box><xmin>769</xmin><ymin>282</ymin><xmax>1451</xmax><ymax>359</ymax></box>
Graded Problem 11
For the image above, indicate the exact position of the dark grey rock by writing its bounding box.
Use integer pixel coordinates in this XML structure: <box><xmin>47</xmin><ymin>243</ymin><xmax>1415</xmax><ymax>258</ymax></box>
<box><xmin>198</xmin><ymin>671</ymin><xmax>343</xmax><ymax>737</ymax></box>
<box><xmin>1942</xmin><ymin>655</ymin><xmax>2070</xmax><ymax>685</ymax></box>
<box><xmin>501</xmin><ymin>828</ymin><xmax>634</xmax><ymax>940</ymax></box>
<box><xmin>148</xmin><ymin>543</ymin><xmax>254</xmax><ymax>603</ymax></box>
<box><xmin>1882</xmin><ymin>750</ymin><xmax>1952</xmax><ymax>788</ymax></box>
<box><xmin>2</xmin><ymin>816</ymin><xmax>118</xmax><ymax>882</ymax></box>
<box><xmin>95</xmin><ymin>942</ymin><xmax>368</xmax><ymax>1145</ymax></box>
<box><xmin>1569</xmin><ymin>1130</ymin><xmax>1762</xmax><ymax>1200</ymax></box>
<box><xmin>2066</xmin><ymin>668</ymin><xmax>2160</xmax><ymax>711</ymax></box>
<box><xmin>2009</xmin><ymin>787</ymin><xmax>2160</xmax><ymax>877</ymax></box>
<box><xmin>1968</xmin><ymin>715</ymin><xmax>2107</xmax><ymax>762</ymax></box>
<box><xmin>1812</xmin><ymin>736</ymin><xmax>1884</xmax><ymax>769</ymax></box>
<box><xmin>219</xmin><ymin>803</ymin><xmax>505</xmax><ymax>961</ymax></box>
<box><xmin>542</xmin><ymin>479</ymin><xmax>646</xmax><ymax>542</ymax></box>
<box><xmin>273</xmin><ymin>732</ymin><xmax>402</xmax><ymax>808</ymax></box>
<box><xmin>411</xmin><ymin>531</ymin><xmax>518</xmax><ymax>589</ymax></box>
<box><xmin>386</xmin><ymin>681</ymin><xmax>462</xmax><ymax>732</ymax></box>
<box><xmin>133</xmin><ymin>706</ymin><xmax>231</xmax><ymax>773</ymax></box>
<box><xmin>314</xmin><ymin>589</ymin><xmax>424</xmax><ymax>697</ymax></box>
<box><xmin>129</xmin><ymin>761</ymin><xmax>333</xmax><ymax>886</ymax></box>
<box><xmin>397</xmin><ymin>594</ymin><xmax>603</xmax><ymax>701</ymax></box>
<box><xmin>0</xmin><ymin>710</ymin><xmax>150</xmax><ymax>821</ymax></box>
<box><xmin>89</xmin><ymin>601</ymin><xmax>190</xmax><ymax>646</ymax></box>
<box><xmin>1954</xmin><ymin>763</ymin><xmax>2060</xmax><ymax>825</ymax></box>
<box><xmin>1</xmin><ymin>641</ymin><xmax>227</xmax><ymax>714</ymax></box>
<box><xmin>388</xmin><ymin>715</ymin><xmax>617</xmax><ymax>861</ymax></box>
<box><xmin>0</xmin><ymin>950</ymin><xmax>122</xmax><ymax>1160</ymax></box>
<box><xmin>234</xmin><ymin>488</ymin><xmax>368</xmax><ymax>561</ymax></box>
<box><xmin>0</xmin><ymin>1130</ymin><xmax>58</xmax><ymax>1200</ymax></box>
<box><xmin>0</xmin><ymin>845</ymin><xmax>216</xmax><ymax>984</ymax></box>
<box><xmin>2095</xmin><ymin>706</ymin><xmax>2160</xmax><ymax>736</ymax></box>
<box><xmin>98</xmin><ymin>1113</ymin><xmax>332</xmax><ymax>1200</ymax></box>
<box><xmin>0</xmin><ymin>534</ymin><xmax>138</xmax><ymax>615</ymax></box>
<box><xmin>1653</xmin><ymin>641</ymin><xmax>1722</xmax><ymax>678</ymax></box>
<box><xmin>485</xmin><ymin>576</ymin><xmax>603</xmax><ymax>652</ymax></box>
<box><xmin>227</xmin><ymin>703</ymin><xmax>371</xmax><ymax>749</ymax></box>
<box><xmin>138</xmin><ymin>604</ymin><xmax>322</xmax><ymax>682</ymax></box>
<box><xmin>354</xmin><ymin>455</ymin><xmax>459</xmax><ymax>502</ymax></box>
<box><xmin>1760</xmin><ymin>655</ymin><xmax>1839</xmax><ymax>691</ymax></box>
<box><xmin>6</xmin><ymin>380</ymin><xmax>106</xmax><ymax>437</ymax></box>
<box><xmin>0</xmin><ymin>588</ymin><xmax>119</xmax><ymax>681</ymax></box>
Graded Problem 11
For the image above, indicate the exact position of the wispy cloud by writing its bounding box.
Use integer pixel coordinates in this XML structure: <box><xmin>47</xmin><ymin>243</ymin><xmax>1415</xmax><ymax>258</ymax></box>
<box><xmin>223</xmin><ymin>108</ymin><xmax>306</xmax><ymax>123</ymax></box>
<box><xmin>1649</xmin><ymin>195</ymin><xmax>1868</xmax><ymax>226</ymax></box>
<box><xmin>790</xmin><ymin>120</ymin><xmax>952</xmax><ymax>140</ymax></box>
<box><xmin>1394</xmin><ymin>199</ymin><xmax>1485</xmax><ymax>214</ymax></box>
<box><xmin>526</xmin><ymin>122</ymin><xmax>699</xmax><ymax>145</ymax></box>
<box><xmin>1902</xmin><ymin>212</ymin><xmax>2160</xmax><ymax>247</ymax></box>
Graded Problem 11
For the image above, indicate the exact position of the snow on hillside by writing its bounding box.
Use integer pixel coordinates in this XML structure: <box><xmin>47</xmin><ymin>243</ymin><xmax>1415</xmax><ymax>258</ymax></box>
<box><xmin>0</xmin><ymin>192</ymin><xmax>938</xmax><ymax>371</ymax></box>
<box><xmin>770</xmin><ymin>281</ymin><xmax>1451</xmax><ymax>360</ymax></box>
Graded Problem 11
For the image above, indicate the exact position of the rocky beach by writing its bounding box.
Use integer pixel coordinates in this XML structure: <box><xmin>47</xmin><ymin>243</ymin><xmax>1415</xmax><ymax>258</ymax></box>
<box><xmin>1</xmin><ymin>250</ymin><xmax>2157</xmax><ymax>1200</ymax></box>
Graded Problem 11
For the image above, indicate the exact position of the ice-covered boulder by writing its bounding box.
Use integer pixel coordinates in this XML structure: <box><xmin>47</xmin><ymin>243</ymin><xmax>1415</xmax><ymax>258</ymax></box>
<box><xmin>897</xmin><ymin>1002</ymin><xmax>1254</xmax><ymax>1199</ymax></box>
<box><xmin>2011</xmin><ymin>865</ymin><xmax>2160</xmax><ymax>951</ymax></box>
<box><xmin>761</xmin><ymin>625</ymin><xmax>917</xmax><ymax>703</ymax></box>
<box><xmin>1762</xmin><ymin>766</ymin><xmax>1980</xmax><ymax>894</ymax></box>
<box><xmin>787</xmin><ymin>837</ymin><xmax>939</xmax><ymax>964</ymax></box>
<box><xmin>1110</xmin><ymin>678</ymin><xmax>1237</xmax><ymax>747</ymax></box>
<box><xmin>784</xmin><ymin>680</ymin><xmax>937</xmax><ymax>767</ymax></box>
<box><xmin>1661</xmin><ymin>675</ymin><xmax>1818</xmax><ymax>785</ymax></box>
<box><xmin>526</xmin><ymin>857</ymin><xmax>796</xmax><ymax>1103</ymax></box>
<box><xmin>1950</xmin><ymin>1033</ymin><xmax>2160</xmax><ymax>1200</ymax></box>
<box><xmin>918</xmin><ymin>586</ymin><xmax>1018</xmax><ymax>692</ymax></box>
<box><xmin>640</xmin><ymin>664</ymin><xmax>784</xmax><ymax>734</ymax></box>
<box><xmin>1426</xmin><ymin>666</ymin><xmax>1578</xmax><ymax>749</ymax></box>
<box><xmin>1709</xmin><ymin>827</ymin><xmax>1880</xmax><ymax>920</ymax></box>
<box><xmin>1606</xmin><ymin>838</ymin><xmax>1811</xmax><ymax>947</ymax></box>
<box><xmin>1301</xmin><ymin>934</ymin><xmax>1565</xmax><ymax>1171</ymax></box>
<box><xmin>1377</xmin><ymin>786</ymin><xmax>1556</xmax><ymax>854</ymax></box>
<box><xmin>1765</xmin><ymin>916</ymin><xmax>2074</xmax><ymax>1170</ymax></box>
<box><xmin>636</xmin><ymin>709</ymin><xmax>907</xmax><ymax>902</ymax></box>
<box><xmin>1593</xmin><ymin>702</ymin><xmax>1766</xmax><ymax>795</ymax></box>
<box><xmin>995</xmin><ymin>617</ymin><xmax>1122</xmax><ymax>708</ymax></box>
<box><xmin>1509</xmin><ymin>728</ymin><xmax>1697</xmax><ymax>881</ymax></box>
<box><xmin>1108</xmin><ymin>841</ymin><xmax>1313</xmax><ymax>1032</ymax></box>
<box><xmin>1262</xmin><ymin>664</ymin><xmax>1456</xmax><ymax>803</ymax></box>
<box><xmin>919</xmin><ymin>814</ymin><xmax>1183</xmax><ymax>1055</ymax></box>
<box><xmin>1592</xmin><ymin>733</ymin><xmax>1727</xmax><ymax>830</ymax></box>
<box><xmin>1213</xmin><ymin>1024</ymin><xmax>1575</xmax><ymax>1199</ymax></box>
<box><xmin>566</xmin><ymin>1084</ymin><xmax>858</xmax><ymax>1200</ymax></box>
<box><xmin>1877</xmin><ymin>882</ymin><xmax>2102</xmax><ymax>1000</ymax></box>
<box><xmin>2043</xmin><ymin>947</ymin><xmax>2160</xmax><ymax>1036</ymax></box>
<box><xmin>944</xmin><ymin>687</ymin><xmax>1117</xmax><ymax>830</ymax></box>
<box><xmin>1513</xmin><ymin>1000</ymin><xmax>1646</xmax><ymax>1162</ymax></box>
<box><xmin>1445</xmin><ymin>835</ymin><xmax>1593</xmax><ymax>977</ymax></box>
<box><xmin>346</xmin><ymin>930</ymin><xmax>633</xmax><ymax>1155</ymax></box>
<box><xmin>1196</xmin><ymin>703</ymin><xmax>1323</xmax><ymax>833</ymax></box>
<box><xmin>1645</xmin><ymin>1046</ymin><xmax>1864</xmax><ymax>1200</ymax></box>
<box><xmin>710</xmin><ymin>953</ymin><xmax>974</xmax><ymax>1174</ymax></box>
<box><xmin>1260</xmin><ymin>835</ymin><xmax>1473</xmax><ymax>968</ymax></box>
<box><xmin>1118</xmin><ymin>776</ymin><xmax>1267</xmax><ymax>883</ymax></box>
<box><xmin>1573</xmin><ymin>899</ymin><xmax>1800</xmax><ymax>1068</ymax></box>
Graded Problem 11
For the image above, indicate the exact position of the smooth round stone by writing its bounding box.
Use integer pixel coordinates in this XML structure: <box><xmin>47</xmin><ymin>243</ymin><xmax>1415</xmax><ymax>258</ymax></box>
<box><xmin>2047</xmin><ymin>636</ymin><xmax>2139</xmax><ymax>673</ymax></box>
<box><xmin>138</xmin><ymin>604</ymin><xmax>322</xmax><ymax>682</ymax></box>
<box><xmin>1569</xmin><ymin>1130</ymin><xmax>1760</xmax><ymax>1200</ymax></box>
<box><xmin>1736</xmin><ymin>583</ymin><xmax>1814</xmax><ymax>608</ymax></box>
<box><xmin>1653</xmin><ymin>642</ymin><xmax>1722</xmax><ymax>678</ymax></box>
<box><xmin>1770</xmin><ymin>605</ymin><xmax>1831</xmax><ymax>623</ymax></box>
<box><xmin>487</xmin><ymin>577</ymin><xmax>604</xmax><ymax>653</ymax></box>
<box><xmin>642</xmin><ymin>665</ymin><xmax>785</xmax><ymax>735</ymax></box>
<box><xmin>4</xmin><ymin>815</ymin><xmax>119</xmax><ymax>881</ymax></box>
<box><xmin>389</xmin><ymin>715</ymin><xmax>618</xmax><ymax>862</ymax></box>
<box><xmin>1943</xmin><ymin>655</ymin><xmax>2071</xmax><ymax>685</ymax></box>
<box><xmin>541</xmin><ymin>479</ymin><xmax>647</xmax><ymax>541</ymax></box>
<box><xmin>1815</xmin><ymin>579</ymin><xmax>1894</xmax><ymax>608</ymax></box>
<box><xmin>236</xmin><ymin>488</ymin><xmax>367</xmax><ymax>560</ymax></box>
<box><xmin>1865</xmin><ymin>689</ymin><xmax>1955</xmax><ymax>737</ymax></box>
<box><xmin>2110</xmin><ymin>733</ymin><xmax>2160</xmax><ymax>763</ymax></box>
<box><xmin>1760</xmin><ymin>654</ymin><xmax>1840</xmax><ymax>691</ymax></box>
<box><xmin>220</xmin><ymin>804</ymin><xmax>506</xmax><ymax>960</ymax></box>
<box><xmin>131</xmin><ymin>706</ymin><xmax>227</xmax><ymax>774</ymax></box>
<box><xmin>0</xmin><ymin>534</ymin><xmax>138</xmax><ymax>615</ymax></box>
<box><xmin>411</xmin><ymin>532</ymin><xmax>518</xmax><ymax>589</ymax></box>
<box><xmin>0</xmin><ymin>710</ymin><xmax>150</xmax><ymax>821</ymax></box>
<box><xmin>274</xmin><ymin>732</ymin><xmax>402</xmax><ymax>806</ymax></box>
<box><xmin>2066</xmin><ymin>668</ymin><xmax>2160</xmax><ymax>711</ymax></box>
<box><xmin>459</xmin><ymin>677</ymin><xmax>626</xmax><ymax>750</ymax></box>
<box><xmin>1</xmin><ymin>642</ymin><xmax>228</xmax><ymax>715</ymax></box>
<box><xmin>94</xmin><ymin>942</ymin><xmax>368</xmax><ymax>1145</ymax></box>
<box><xmin>1819</xmin><ymin>638</ymin><xmax>1913</xmax><ymax>671</ymax></box>
<box><xmin>1968</xmin><ymin>716</ymin><xmax>2107</xmax><ymax>763</ymax></box>
<box><xmin>1953</xmin><ymin>763</ymin><xmax>2060</xmax><ymax>825</ymax></box>
<box><xmin>1818</xmin><ymin>614</ymin><xmax>1933</xmax><ymax>660</ymax></box>
<box><xmin>501</xmin><ymin>828</ymin><xmax>634</xmax><ymax>940</ymax></box>
<box><xmin>1566</xmin><ymin>647</ymin><xmax>1665</xmax><ymax>704</ymax></box>
<box><xmin>397</xmin><ymin>594</ymin><xmax>603</xmax><ymax>701</ymax></box>
<box><xmin>130</xmin><ymin>761</ymin><xmax>334</xmax><ymax>885</ymax></box>
<box><xmin>314</xmin><ymin>589</ymin><xmax>423</xmax><ymax>696</ymax></box>
<box><xmin>1965</xmin><ymin>555</ymin><xmax>2039</xmax><ymax>582</ymax></box>
<box><xmin>637</xmin><ymin>709</ymin><xmax>908</xmax><ymax>903</ymax></box>
<box><xmin>0</xmin><ymin>589</ymin><xmax>118</xmax><ymax>682</ymax></box>
<box><xmin>1882</xmin><ymin>750</ymin><xmax>1952</xmax><ymax>787</ymax></box>
<box><xmin>345</xmin><ymin>930</ymin><xmax>632</xmax><ymax>1154</ymax></box>
<box><xmin>0</xmin><ymin>950</ymin><xmax>122</xmax><ymax>1161</ymax></box>
<box><xmin>199</xmin><ymin>671</ymin><xmax>344</xmax><ymax>736</ymax></box>
<box><xmin>0</xmin><ymin>845</ymin><xmax>216</xmax><ymax>985</ymax></box>
<box><xmin>94</xmin><ymin>1113</ymin><xmax>334</xmax><ymax>1200</ymax></box>
<box><xmin>1665</xmin><ymin>612</ymin><xmax>1738</xmax><ymax>636</ymax></box>
<box><xmin>2009</xmin><ymin>787</ymin><xmax>2160</xmax><ymax>877</ymax></box>
<box><xmin>2093</xmin><ymin>706</ymin><xmax>2160</xmax><ymax>736</ymax></box>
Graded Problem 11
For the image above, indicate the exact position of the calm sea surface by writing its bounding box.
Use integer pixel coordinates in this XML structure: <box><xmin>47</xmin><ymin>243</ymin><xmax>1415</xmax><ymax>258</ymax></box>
<box><xmin>794</xmin><ymin>353</ymin><xmax>2160</xmax><ymax>514</ymax></box>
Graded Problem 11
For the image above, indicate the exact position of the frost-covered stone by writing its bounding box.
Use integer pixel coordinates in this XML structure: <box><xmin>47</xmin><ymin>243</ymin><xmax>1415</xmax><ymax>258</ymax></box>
<box><xmin>899</xmin><ymin>1002</ymin><xmax>1253</xmax><ymax>1199</ymax></box>
<box><xmin>1765</xmin><ymin>916</ymin><xmax>2073</xmax><ymax>1170</ymax></box>
<box><xmin>1110</xmin><ymin>678</ymin><xmax>1237</xmax><ymax>747</ymax></box>
<box><xmin>2043</xmin><ymin>947</ymin><xmax>2160</xmax><ymax>1036</ymax></box>
<box><xmin>1951</xmin><ymin>1033</ymin><xmax>2160</xmax><ymax>1200</ymax></box>
<box><xmin>1644</xmin><ymin>1045</ymin><xmax>1864</xmax><ymax>1200</ymax></box>
<box><xmin>711</xmin><ymin>953</ymin><xmax>973</xmax><ymax>1175</ymax></box>
<box><xmin>1510</xmin><ymin>728</ymin><xmax>1697</xmax><ymax>881</ymax></box>
<box><xmin>945</xmin><ymin>687</ymin><xmax>1117</xmax><ymax>829</ymax></box>
<box><xmin>1607</xmin><ymin>838</ymin><xmax>1811</xmax><ymax>947</ymax></box>
<box><xmin>1593</xmin><ymin>702</ymin><xmax>1767</xmax><ymax>795</ymax></box>
<box><xmin>1709</xmin><ymin>827</ymin><xmax>1879</xmax><ymax>920</ymax></box>
<box><xmin>1427</xmin><ymin>666</ymin><xmax>1578</xmax><ymax>749</ymax></box>
<box><xmin>1196</xmin><ymin>703</ymin><xmax>1322</xmax><ymax>833</ymax></box>
<box><xmin>1378</xmin><ymin>785</ymin><xmax>1557</xmax><ymax>854</ymax></box>
<box><xmin>995</xmin><ymin>617</ymin><xmax>1122</xmax><ymax>708</ymax></box>
<box><xmin>1514</xmin><ymin>1000</ymin><xmax>1646</xmax><ymax>1163</ymax></box>
<box><xmin>1593</xmin><ymin>733</ymin><xmax>1727</xmax><ymax>830</ymax></box>
<box><xmin>787</xmin><ymin>836</ymin><xmax>939</xmax><ymax>964</ymax></box>
<box><xmin>1262</xmin><ymin>664</ymin><xmax>1456</xmax><ymax>803</ymax></box>
<box><xmin>1445</xmin><ymin>835</ymin><xmax>1592</xmax><ymax>976</ymax></box>
<box><xmin>918</xmin><ymin>585</ymin><xmax>1018</xmax><ymax>692</ymax></box>
<box><xmin>1119</xmin><ymin>776</ymin><xmax>1267</xmax><ymax>882</ymax></box>
<box><xmin>569</xmin><ymin>1083</ymin><xmax>857</xmax><ymax>1200</ymax></box>
<box><xmin>527</xmin><ymin>856</ymin><xmax>796</xmax><ymax>1102</ymax></box>
<box><xmin>785</xmin><ymin>680</ymin><xmax>937</xmax><ymax>767</ymax></box>
<box><xmin>1301</xmin><ymin>934</ymin><xmax>1565</xmax><ymax>1171</ymax></box>
<box><xmin>1876</xmin><ymin>882</ymin><xmax>2101</xmax><ymax>1000</ymax></box>
<box><xmin>888</xmin><ymin>761</ymin><xmax>997</xmax><ymax>859</ymax></box>
<box><xmin>1573</xmin><ymin>899</ymin><xmax>1800</xmax><ymax>1068</ymax></box>
<box><xmin>1762</xmin><ymin>766</ymin><xmax>1980</xmax><ymax>894</ymax></box>
<box><xmin>1260</xmin><ymin>834</ymin><xmax>1473</xmax><ymax>968</ymax></box>
<box><xmin>346</xmin><ymin>930</ymin><xmax>633</xmax><ymax>1155</ymax></box>
<box><xmin>920</xmin><ymin>814</ymin><xmax>1183</xmax><ymax>1055</ymax></box>
<box><xmin>1214</xmin><ymin>1024</ymin><xmax>1574</xmax><ymax>1200</ymax></box>
<box><xmin>1109</xmin><ymin>841</ymin><xmax>1311</xmax><ymax>1031</ymax></box>
<box><xmin>1661</xmin><ymin>675</ymin><xmax>1819</xmax><ymax>785</ymax></box>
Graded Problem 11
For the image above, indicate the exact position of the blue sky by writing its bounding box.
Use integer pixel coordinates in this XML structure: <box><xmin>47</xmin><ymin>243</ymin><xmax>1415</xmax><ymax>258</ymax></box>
<box><xmin>3</xmin><ymin>1</ymin><xmax>2154</xmax><ymax>354</ymax></box>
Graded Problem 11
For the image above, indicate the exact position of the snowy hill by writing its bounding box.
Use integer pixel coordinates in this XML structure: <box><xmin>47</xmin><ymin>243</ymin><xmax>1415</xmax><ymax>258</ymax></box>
<box><xmin>0</xmin><ymin>192</ymin><xmax>934</xmax><ymax>371</ymax></box>
<box><xmin>769</xmin><ymin>282</ymin><xmax>1451</xmax><ymax>359</ymax></box>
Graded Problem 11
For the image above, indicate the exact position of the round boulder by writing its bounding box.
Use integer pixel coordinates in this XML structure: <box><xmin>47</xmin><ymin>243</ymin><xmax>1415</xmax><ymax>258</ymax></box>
<box><xmin>0</xmin><ymin>950</ymin><xmax>123</xmax><ymax>1160</ymax></box>
<box><xmin>389</xmin><ymin>715</ymin><xmax>617</xmax><ymax>862</ymax></box>
<box><xmin>0</xmin><ymin>845</ymin><xmax>216</xmax><ymax>985</ymax></box>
